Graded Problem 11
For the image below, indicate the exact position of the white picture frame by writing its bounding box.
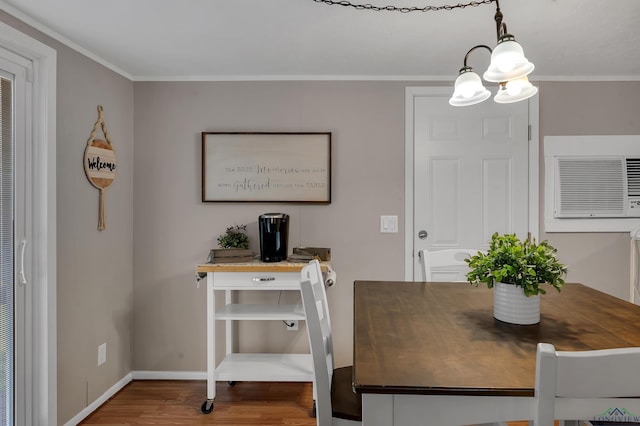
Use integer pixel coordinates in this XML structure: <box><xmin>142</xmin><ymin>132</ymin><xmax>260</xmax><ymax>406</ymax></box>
<box><xmin>201</xmin><ymin>132</ymin><xmax>331</xmax><ymax>203</ymax></box>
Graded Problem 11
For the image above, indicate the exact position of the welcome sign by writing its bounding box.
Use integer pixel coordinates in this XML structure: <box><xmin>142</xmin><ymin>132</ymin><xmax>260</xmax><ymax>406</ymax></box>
<box><xmin>84</xmin><ymin>106</ymin><xmax>117</xmax><ymax>230</ymax></box>
<box><xmin>85</xmin><ymin>144</ymin><xmax>117</xmax><ymax>180</ymax></box>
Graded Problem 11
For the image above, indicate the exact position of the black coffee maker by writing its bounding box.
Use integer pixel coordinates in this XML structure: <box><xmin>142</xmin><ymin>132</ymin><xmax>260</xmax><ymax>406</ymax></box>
<box><xmin>259</xmin><ymin>213</ymin><xmax>289</xmax><ymax>262</ymax></box>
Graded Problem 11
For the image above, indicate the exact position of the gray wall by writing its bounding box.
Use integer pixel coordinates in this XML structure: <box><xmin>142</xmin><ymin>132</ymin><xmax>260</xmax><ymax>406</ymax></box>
<box><xmin>132</xmin><ymin>80</ymin><xmax>640</xmax><ymax>377</ymax></box>
<box><xmin>132</xmin><ymin>81</ymin><xmax>409</xmax><ymax>371</ymax></box>
<box><xmin>0</xmin><ymin>11</ymin><xmax>135</xmax><ymax>425</ymax></box>
<box><xmin>57</xmin><ymin>60</ymin><xmax>133</xmax><ymax>425</ymax></box>
<box><xmin>539</xmin><ymin>82</ymin><xmax>640</xmax><ymax>301</ymax></box>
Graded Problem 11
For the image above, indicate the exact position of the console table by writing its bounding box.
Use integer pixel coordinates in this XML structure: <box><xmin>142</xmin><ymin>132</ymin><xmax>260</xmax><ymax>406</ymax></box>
<box><xmin>195</xmin><ymin>261</ymin><xmax>333</xmax><ymax>414</ymax></box>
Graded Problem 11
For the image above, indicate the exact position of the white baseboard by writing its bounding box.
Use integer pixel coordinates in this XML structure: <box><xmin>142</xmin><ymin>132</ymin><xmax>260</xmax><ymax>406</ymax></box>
<box><xmin>63</xmin><ymin>371</ymin><xmax>206</xmax><ymax>425</ymax></box>
<box><xmin>131</xmin><ymin>370</ymin><xmax>207</xmax><ymax>380</ymax></box>
<box><xmin>63</xmin><ymin>373</ymin><xmax>132</xmax><ymax>426</ymax></box>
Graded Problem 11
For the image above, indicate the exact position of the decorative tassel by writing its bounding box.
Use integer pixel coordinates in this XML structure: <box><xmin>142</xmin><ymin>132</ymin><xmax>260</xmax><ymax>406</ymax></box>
<box><xmin>98</xmin><ymin>188</ymin><xmax>106</xmax><ymax>231</ymax></box>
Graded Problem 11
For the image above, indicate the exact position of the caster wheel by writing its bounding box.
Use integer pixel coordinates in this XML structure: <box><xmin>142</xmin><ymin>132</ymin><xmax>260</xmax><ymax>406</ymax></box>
<box><xmin>228</xmin><ymin>381</ymin><xmax>236</xmax><ymax>386</ymax></box>
<box><xmin>201</xmin><ymin>399</ymin><xmax>214</xmax><ymax>414</ymax></box>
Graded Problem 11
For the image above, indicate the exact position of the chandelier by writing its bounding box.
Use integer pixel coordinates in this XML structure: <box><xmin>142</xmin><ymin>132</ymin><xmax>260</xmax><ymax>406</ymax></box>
<box><xmin>449</xmin><ymin>0</ymin><xmax>537</xmax><ymax>106</ymax></box>
<box><xmin>313</xmin><ymin>0</ymin><xmax>537</xmax><ymax>106</ymax></box>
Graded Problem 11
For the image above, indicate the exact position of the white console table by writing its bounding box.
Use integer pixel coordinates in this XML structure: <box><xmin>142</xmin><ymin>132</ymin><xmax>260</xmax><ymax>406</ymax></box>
<box><xmin>195</xmin><ymin>261</ymin><xmax>333</xmax><ymax>414</ymax></box>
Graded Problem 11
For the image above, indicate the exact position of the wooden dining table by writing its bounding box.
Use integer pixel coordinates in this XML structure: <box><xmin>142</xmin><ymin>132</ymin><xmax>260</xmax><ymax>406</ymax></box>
<box><xmin>353</xmin><ymin>281</ymin><xmax>640</xmax><ymax>426</ymax></box>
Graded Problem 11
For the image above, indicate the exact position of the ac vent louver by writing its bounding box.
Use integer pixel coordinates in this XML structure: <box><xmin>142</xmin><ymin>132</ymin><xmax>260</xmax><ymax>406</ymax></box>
<box><xmin>556</xmin><ymin>158</ymin><xmax>625</xmax><ymax>217</ymax></box>
<box><xmin>627</xmin><ymin>158</ymin><xmax>640</xmax><ymax>197</ymax></box>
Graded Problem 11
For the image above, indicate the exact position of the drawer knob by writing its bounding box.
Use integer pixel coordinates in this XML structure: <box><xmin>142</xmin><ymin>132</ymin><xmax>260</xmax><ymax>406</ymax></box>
<box><xmin>252</xmin><ymin>277</ymin><xmax>276</xmax><ymax>282</ymax></box>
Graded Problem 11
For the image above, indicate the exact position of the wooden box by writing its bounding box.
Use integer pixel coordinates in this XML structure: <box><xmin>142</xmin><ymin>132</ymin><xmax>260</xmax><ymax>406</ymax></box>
<box><xmin>210</xmin><ymin>249</ymin><xmax>253</xmax><ymax>264</ymax></box>
<box><xmin>292</xmin><ymin>247</ymin><xmax>331</xmax><ymax>261</ymax></box>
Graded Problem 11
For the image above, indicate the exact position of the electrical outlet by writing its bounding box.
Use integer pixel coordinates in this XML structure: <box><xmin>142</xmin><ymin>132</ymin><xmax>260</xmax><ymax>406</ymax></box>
<box><xmin>286</xmin><ymin>320</ymin><xmax>298</xmax><ymax>331</ymax></box>
<box><xmin>98</xmin><ymin>343</ymin><xmax>106</xmax><ymax>366</ymax></box>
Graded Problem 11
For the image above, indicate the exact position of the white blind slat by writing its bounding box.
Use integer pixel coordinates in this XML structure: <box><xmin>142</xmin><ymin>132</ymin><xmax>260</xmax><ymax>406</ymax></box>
<box><xmin>0</xmin><ymin>75</ymin><xmax>14</xmax><ymax>425</ymax></box>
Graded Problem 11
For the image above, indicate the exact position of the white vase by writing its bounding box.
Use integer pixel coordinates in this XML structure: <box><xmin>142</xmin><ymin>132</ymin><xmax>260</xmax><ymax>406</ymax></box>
<box><xmin>493</xmin><ymin>282</ymin><xmax>540</xmax><ymax>325</ymax></box>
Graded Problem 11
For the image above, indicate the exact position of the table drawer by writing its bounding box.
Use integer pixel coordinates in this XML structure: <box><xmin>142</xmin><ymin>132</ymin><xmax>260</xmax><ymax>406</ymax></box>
<box><xmin>212</xmin><ymin>271</ymin><xmax>300</xmax><ymax>289</ymax></box>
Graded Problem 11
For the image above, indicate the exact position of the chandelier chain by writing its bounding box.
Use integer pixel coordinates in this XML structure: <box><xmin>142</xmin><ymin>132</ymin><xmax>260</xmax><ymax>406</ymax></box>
<box><xmin>311</xmin><ymin>0</ymin><xmax>495</xmax><ymax>13</ymax></box>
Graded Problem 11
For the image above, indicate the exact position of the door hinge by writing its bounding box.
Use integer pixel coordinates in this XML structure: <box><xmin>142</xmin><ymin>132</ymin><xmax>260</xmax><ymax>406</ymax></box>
<box><xmin>528</xmin><ymin>125</ymin><xmax>532</xmax><ymax>142</ymax></box>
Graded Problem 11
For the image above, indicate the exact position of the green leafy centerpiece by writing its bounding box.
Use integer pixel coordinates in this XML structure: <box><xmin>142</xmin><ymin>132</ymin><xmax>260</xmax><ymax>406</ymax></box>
<box><xmin>465</xmin><ymin>232</ymin><xmax>567</xmax><ymax>324</ymax></box>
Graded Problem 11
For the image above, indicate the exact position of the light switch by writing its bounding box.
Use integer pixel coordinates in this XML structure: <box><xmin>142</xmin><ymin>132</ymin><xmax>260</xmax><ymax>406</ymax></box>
<box><xmin>380</xmin><ymin>215</ymin><xmax>398</xmax><ymax>233</ymax></box>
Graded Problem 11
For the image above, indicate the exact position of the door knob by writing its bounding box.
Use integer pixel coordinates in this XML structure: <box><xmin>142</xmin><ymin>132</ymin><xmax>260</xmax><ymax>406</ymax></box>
<box><xmin>418</xmin><ymin>230</ymin><xmax>428</xmax><ymax>240</ymax></box>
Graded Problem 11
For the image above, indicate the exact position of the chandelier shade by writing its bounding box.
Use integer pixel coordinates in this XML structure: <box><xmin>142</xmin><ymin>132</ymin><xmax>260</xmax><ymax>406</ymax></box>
<box><xmin>493</xmin><ymin>76</ymin><xmax>538</xmax><ymax>103</ymax></box>
<box><xmin>449</xmin><ymin>67</ymin><xmax>491</xmax><ymax>106</ymax></box>
<box><xmin>483</xmin><ymin>35</ymin><xmax>535</xmax><ymax>82</ymax></box>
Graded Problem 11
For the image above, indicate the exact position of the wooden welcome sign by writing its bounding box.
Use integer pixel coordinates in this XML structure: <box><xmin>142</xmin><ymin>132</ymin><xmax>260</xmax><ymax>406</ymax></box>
<box><xmin>84</xmin><ymin>105</ymin><xmax>117</xmax><ymax>230</ymax></box>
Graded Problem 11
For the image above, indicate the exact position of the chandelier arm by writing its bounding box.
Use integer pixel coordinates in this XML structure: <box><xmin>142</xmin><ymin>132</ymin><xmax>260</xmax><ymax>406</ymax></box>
<box><xmin>499</xmin><ymin>22</ymin><xmax>508</xmax><ymax>39</ymax></box>
<box><xmin>494</xmin><ymin>0</ymin><xmax>505</xmax><ymax>40</ymax></box>
<box><xmin>463</xmin><ymin>44</ymin><xmax>492</xmax><ymax>67</ymax></box>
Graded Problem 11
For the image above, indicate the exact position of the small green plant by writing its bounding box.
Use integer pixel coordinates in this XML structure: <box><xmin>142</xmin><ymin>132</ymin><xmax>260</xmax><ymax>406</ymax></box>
<box><xmin>465</xmin><ymin>232</ymin><xmax>568</xmax><ymax>297</ymax></box>
<box><xmin>217</xmin><ymin>225</ymin><xmax>249</xmax><ymax>249</ymax></box>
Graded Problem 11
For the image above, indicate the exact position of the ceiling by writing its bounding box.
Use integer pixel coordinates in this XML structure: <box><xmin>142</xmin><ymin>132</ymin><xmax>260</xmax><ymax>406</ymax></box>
<box><xmin>2</xmin><ymin>0</ymin><xmax>640</xmax><ymax>81</ymax></box>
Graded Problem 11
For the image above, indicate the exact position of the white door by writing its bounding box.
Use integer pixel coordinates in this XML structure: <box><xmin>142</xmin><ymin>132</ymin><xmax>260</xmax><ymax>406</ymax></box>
<box><xmin>405</xmin><ymin>87</ymin><xmax>538</xmax><ymax>280</ymax></box>
<box><xmin>0</xmin><ymin>24</ymin><xmax>57</xmax><ymax>424</ymax></box>
<box><xmin>0</xmin><ymin>47</ymin><xmax>30</xmax><ymax>426</ymax></box>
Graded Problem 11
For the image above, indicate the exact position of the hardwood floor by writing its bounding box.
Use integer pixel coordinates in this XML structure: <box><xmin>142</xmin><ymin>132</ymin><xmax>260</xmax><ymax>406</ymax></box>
<box><xmin>80</xmin><ymin>380</ymin><xmax>316</xmax><ymax>425</ymax></box>
<box><xmin>79</xmin><ymin>379</ymin><xmax>551</xmax><ymax>425</ymax></box>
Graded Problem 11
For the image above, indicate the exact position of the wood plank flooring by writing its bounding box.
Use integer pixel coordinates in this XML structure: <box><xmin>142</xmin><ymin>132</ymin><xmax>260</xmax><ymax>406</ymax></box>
<box><xmin>79</xmin><ymin>380</ymin><xmax>549</xmax><ymax>425</ymax></box>
<box><xmin>80</xmin><ymin>380</ymin><xmax>316</xmax><ymax>425</ymax></box>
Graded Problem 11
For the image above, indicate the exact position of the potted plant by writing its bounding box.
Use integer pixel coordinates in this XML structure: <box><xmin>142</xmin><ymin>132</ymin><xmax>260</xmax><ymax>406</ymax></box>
<box><xmin>465</xmin><ymin>232</ymin><xmax>568</xmax><ymax>325</ymax></box>
<box><xmin>212</xmin><ymin>225</ymin><xmax>252</xmax><ymax>263</ymax></box>
<box><xmin>217</xmin><ymin>224</ymin><xmax>249</xmax><ymax>249</ymax></box>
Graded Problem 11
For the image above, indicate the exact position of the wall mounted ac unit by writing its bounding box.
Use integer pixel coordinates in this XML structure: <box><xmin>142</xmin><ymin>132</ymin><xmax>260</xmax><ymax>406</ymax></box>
<box><xmin>544</xmin><ymin>135</ymin><xmax>640</xmax><ymax>233</ymax></box>
<box><xmin>554</xmin><ymin>157</ymin><xmax>640</xmax><ymax>218</ymax></box>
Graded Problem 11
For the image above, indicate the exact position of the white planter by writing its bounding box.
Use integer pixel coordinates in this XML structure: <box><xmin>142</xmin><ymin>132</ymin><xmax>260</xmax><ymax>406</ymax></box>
<box><xmin>493</xmin><ymin>282</ymin><xmax>540</xmax><ymax>325</ymax></box>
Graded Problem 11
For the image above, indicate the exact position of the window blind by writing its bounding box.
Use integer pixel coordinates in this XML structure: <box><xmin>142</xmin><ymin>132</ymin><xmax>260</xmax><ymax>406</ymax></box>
<box><xmin>0</xmin><ymin>75</ymin><xmax>14</xmax><ymax>426</ymax></box>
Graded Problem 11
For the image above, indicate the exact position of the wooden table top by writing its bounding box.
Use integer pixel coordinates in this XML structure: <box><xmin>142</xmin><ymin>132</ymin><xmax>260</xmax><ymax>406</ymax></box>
<box><xmin>196</xmin><ymin>260</ymin><xmax>331</xmax><ymax>273</ymax></box>
<box><xmin>353</xmin><ymin>281</ymin><xmax>640</xmax><ymax>397</ymax></box>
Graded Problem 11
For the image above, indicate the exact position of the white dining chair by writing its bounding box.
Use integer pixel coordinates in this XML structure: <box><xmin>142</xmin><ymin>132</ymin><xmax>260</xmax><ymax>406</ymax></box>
<box><xmin>419</xmin><ymin>248</ymin><xmax>480</xmax><ymax>282</ymax></box>
<box><xmin>300</xmin><ymin>260</ymin><xmax>361</xmax><ymax>426</ymax></box>
<box><xmin>535</xmin><ymin>342</ymin><xmax>640</xmax><ymax>426</ymax></box>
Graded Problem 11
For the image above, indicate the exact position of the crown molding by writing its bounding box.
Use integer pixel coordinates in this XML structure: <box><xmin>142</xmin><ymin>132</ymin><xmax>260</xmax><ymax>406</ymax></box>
<box><xmin>0</xmin><ymin>0</ymin><xmax>132</xmax><ymax>80</ymax></box>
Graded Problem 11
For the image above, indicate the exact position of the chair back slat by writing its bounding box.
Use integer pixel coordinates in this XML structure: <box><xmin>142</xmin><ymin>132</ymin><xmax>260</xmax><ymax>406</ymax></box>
<box><xmin>535</xmin><ymin>342</ymin><xmax>640</xmax><ymax>425</ymax></box>
<box><xmin>420</xmin><ymin>248</ymin><xmax>480</xmax><ymax>282</ymax></box>
<box><xmin>556</xmin><ymin>348</ymin><xmax>640</xmax><ymax>398</ymax></box>
<box><xmin>301</xmin><ymin>260</ymin><xmax>334</xmax><ymax>426</ymax></box>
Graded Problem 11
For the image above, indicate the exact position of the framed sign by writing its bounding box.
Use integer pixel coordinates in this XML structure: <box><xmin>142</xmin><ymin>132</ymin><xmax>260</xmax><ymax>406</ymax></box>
<box><xmin>202</xmin><ymin>132</ymin><xmax>331</xmax><ymax>203</ymax></box>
